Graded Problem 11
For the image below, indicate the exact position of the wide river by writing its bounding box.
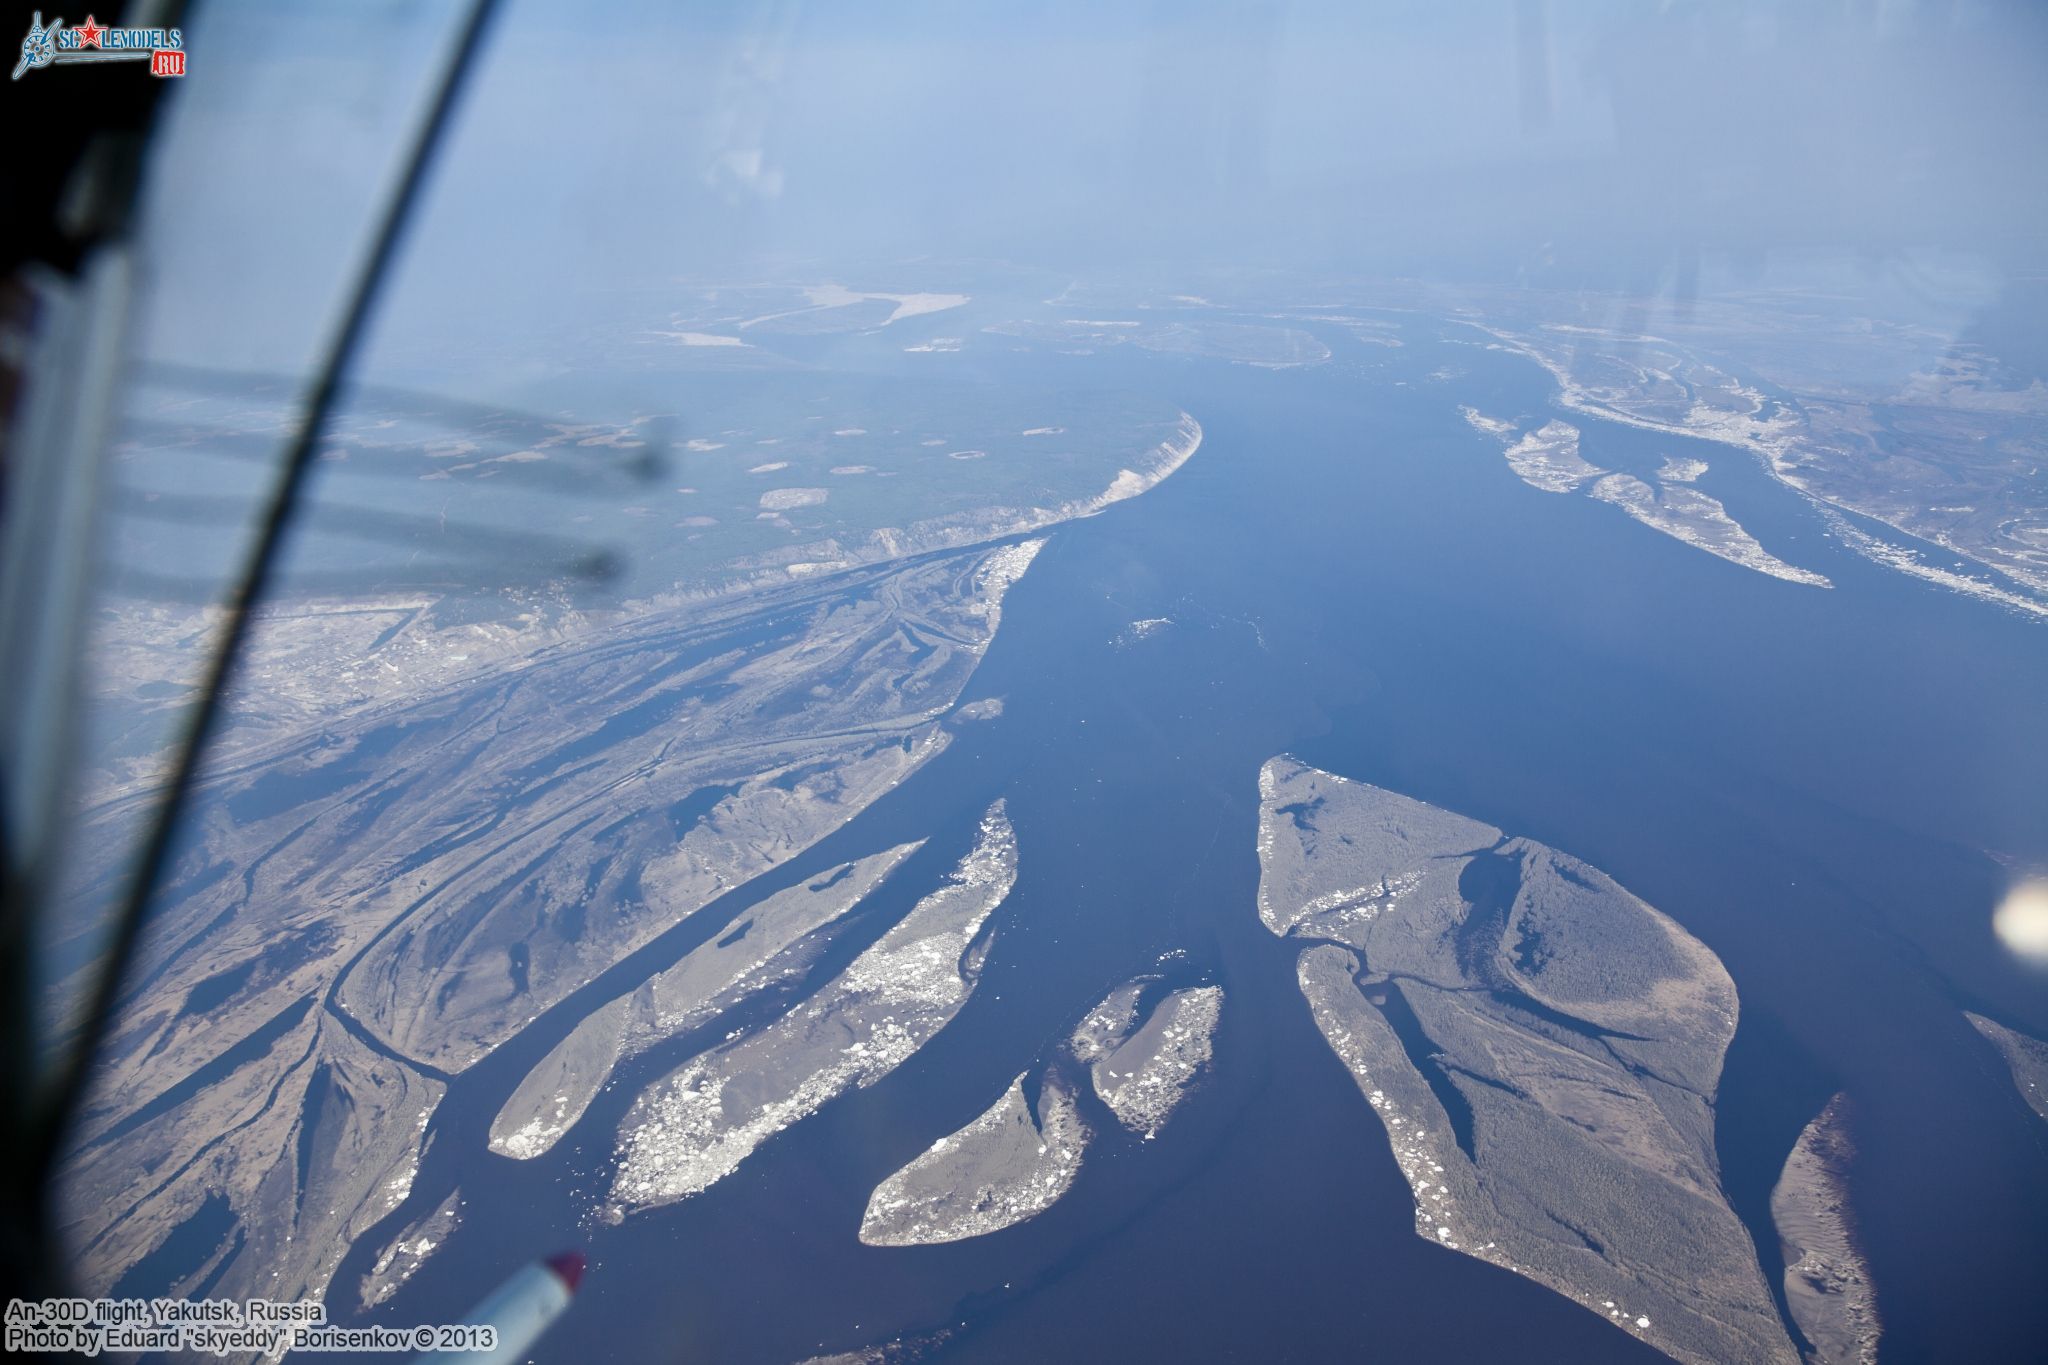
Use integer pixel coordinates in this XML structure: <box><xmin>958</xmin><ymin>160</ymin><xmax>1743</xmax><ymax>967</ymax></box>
<box><xmin>329</xmin><ymin>306</ymin><xmax>2048</xmax><ymax>1363</ymax></box>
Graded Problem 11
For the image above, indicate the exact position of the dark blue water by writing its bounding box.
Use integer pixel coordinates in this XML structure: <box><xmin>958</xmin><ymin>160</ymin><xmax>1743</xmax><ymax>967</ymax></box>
<box><xmin>333</xmin><ymin>312</ymin><xmax>2048</xmax><ymax>1363</ymax></box>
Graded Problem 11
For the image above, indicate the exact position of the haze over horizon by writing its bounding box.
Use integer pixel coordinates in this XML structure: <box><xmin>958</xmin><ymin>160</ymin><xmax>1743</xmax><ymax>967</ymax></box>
<box><xmin>135</xmin><ymin>0</ymin><xmax>2048</xmax><ymax>374</ymax></box>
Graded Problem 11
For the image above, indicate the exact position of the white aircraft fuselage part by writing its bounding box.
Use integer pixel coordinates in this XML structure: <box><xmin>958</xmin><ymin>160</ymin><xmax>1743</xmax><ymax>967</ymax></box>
<box><xmin>408</xmin><ymin>1251</ymin><xmax>583</xmax><ymax>1365</ymax></box>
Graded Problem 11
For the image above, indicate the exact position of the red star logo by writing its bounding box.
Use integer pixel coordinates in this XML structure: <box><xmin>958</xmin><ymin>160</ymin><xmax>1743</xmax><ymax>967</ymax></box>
<box><xmin>76</xmin><ymin>16</ymin><xmax>103</xmax><ymax>48</ymax></box>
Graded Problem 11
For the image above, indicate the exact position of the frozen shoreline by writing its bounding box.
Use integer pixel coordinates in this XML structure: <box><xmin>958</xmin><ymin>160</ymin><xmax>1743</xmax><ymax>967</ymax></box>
<box><xmin>1258</xmin><ymin>755</ymin><xmax>1794</xmax><ymax>1365</ymax></box>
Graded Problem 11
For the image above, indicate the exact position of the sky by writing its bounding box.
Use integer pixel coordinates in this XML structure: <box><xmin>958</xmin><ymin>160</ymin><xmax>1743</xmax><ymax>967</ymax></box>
<box><xmin>118</xmin><ymin>0</ymin><xmax>2048</xmax><ymax>374</ymax></box>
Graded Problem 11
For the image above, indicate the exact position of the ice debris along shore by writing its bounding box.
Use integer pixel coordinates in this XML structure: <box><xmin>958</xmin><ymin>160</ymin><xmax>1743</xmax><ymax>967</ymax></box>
<box><xmin>360</xmin><ymin>1188</ymin><xmax>462</xmax><ymax>1309</ymax></box>
<box><xmin>1460</xmin><ymin>405</ymin><xmax>1829</xmax><ymax>587</ymax></box>
<box><xmin>1071</xmin><ymin>982</ymin><xmax>1222</xmax><ymax>1140</ymax></box>
<box><xmin>1966</xmin><ymin>1012</ymin><xmax>2048</xmax><ymax>1126</ymax></box>
<box><xmin>1470</xmin><ymin>316</ymin><xmax>2048</xmax><ymax>620</ymax></box>
<box><xmin>1771</xmin><ymin>1094</ymin><xmax>1881</xmax><ymax>1365</ymax></box>
<box><xmin>489</xmin><ymin>842</ymin><xmax>922</xmax><ymax>1160</ymax></box>
<box><xmin>1460</xmin><ymin>407</ymin><xmax>1603</xmax><ymax>492</ymax></box>
<box><xmin>608</xmin><ymin>802</ymin><xmax>1015</xmax><ymax>1213</ymax></box>
<box><xmin>856</xmin><ymin>970</ymin><xmax>1221</xmax><ymax>1247</ymax></box>
<box><xmin>1257</xmin><ymin>754</ymin><xmax>1798</xmax><ymax>1365</ymax></box>
<box><xmin>859</xmin><ymin>1072</ymin><xmax>1087</xmax><ymax>1247</ymax></box>
<box><xmin>1588</xmin><ymin>473</ymin><xmax>1832</xmax><ymax>587</ymax></box>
